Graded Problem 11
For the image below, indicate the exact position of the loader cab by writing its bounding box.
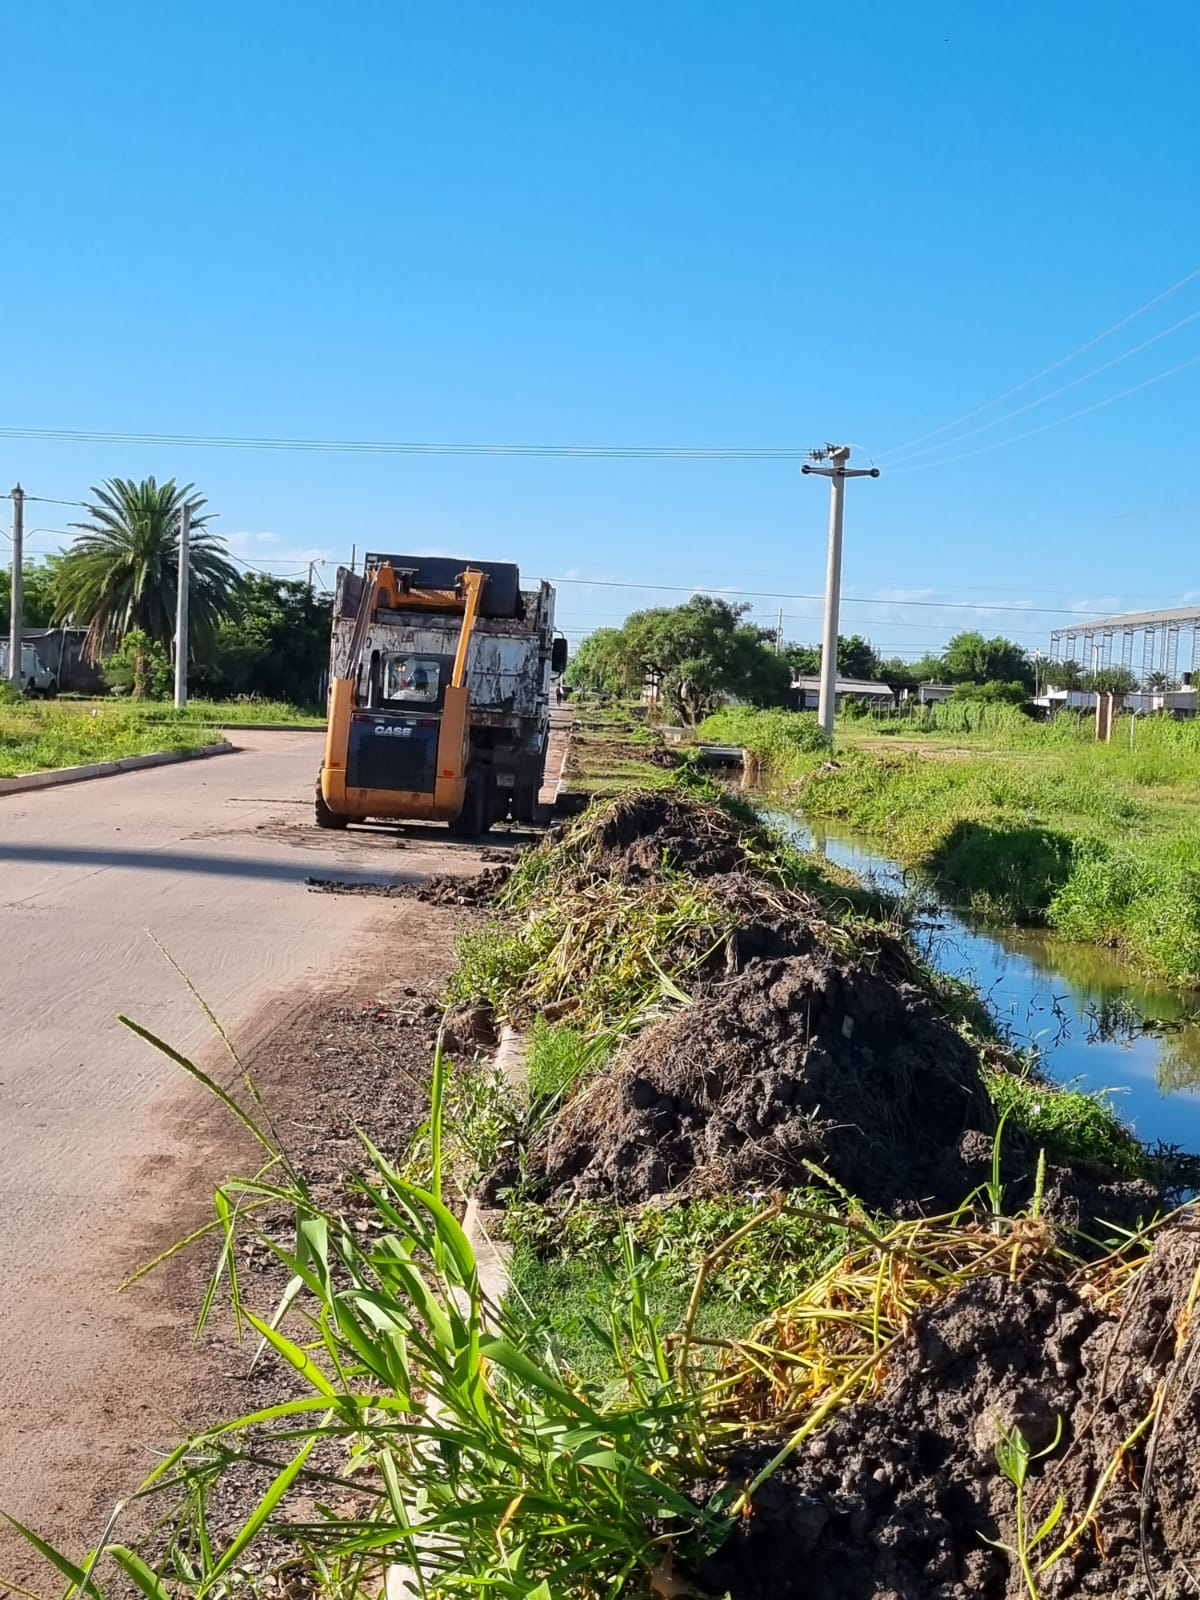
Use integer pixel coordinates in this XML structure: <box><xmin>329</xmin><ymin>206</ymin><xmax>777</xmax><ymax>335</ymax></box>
<box><xmin>360</xmin><ymin>649</ymin><xmax>455</xmax><ymax>714</ymax></box>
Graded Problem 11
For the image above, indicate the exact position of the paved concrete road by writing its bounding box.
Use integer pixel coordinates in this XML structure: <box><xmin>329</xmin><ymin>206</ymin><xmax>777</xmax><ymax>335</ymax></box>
<box><xmin>0</xmin><ymin>731</ymin><xmax>489</xmax><ymax>1569</ymax></box>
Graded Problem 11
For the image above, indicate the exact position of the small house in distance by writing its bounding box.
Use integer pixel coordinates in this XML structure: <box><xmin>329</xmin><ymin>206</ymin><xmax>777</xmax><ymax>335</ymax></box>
<box><xmin>915</xmin><ymin>682</ymin><xmax>955</xmax><ymax>706</ymax></box>
<box><xmin>789</xmin><ymin>674</ymin><xmax>896</xmax><ymax>713</ymax></box>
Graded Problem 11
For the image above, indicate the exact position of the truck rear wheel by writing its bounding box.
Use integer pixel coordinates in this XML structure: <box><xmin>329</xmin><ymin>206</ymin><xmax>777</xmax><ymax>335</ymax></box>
<box><xmin>314</xmin><ymin>777</ymin><xmax>349</xmax><ymax>830</ymax></box>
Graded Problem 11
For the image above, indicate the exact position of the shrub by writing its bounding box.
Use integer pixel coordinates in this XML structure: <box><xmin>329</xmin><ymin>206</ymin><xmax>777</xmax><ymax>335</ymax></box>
<box><xmin>102</xmin><ymin>628</ymin><xmax>173</xmax><ymax>699</ymax></box>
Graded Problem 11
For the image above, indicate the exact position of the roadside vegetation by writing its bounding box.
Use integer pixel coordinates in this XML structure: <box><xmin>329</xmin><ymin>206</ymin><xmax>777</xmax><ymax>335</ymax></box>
<box><xmin>560</xmin><ymin>698</ymin><xmax>679</xmax><ymax>794</ymax></box>
<box><xmin>0</xmin><ymin>690</ymin><xmax>223</xmax><ymax>777</ymax></box>
<box><xmin>701</xmin><ymin>703</ymin><xmax>1200</xmax><ymax>984</ymax></box>
<box><xmin>13</xmin><ymin>711</ymin><xmax>1200</xmax><ymax>1600</ymax></box>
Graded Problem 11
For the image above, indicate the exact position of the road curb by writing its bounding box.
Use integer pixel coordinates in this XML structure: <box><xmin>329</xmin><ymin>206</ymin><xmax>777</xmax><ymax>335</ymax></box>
<box><xmin>0</xmin><ymin>740</ymin><xmax>236</xmax><ymax>797</ymax></box>
<box><xmin>215</xmin><ymin>721</ymin><xmax>325</xmax><ymax>732</ymax></box>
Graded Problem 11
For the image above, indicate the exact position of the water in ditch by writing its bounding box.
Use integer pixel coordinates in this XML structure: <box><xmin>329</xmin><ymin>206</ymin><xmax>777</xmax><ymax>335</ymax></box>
<box><xmin>772</xmin><ymin>811</ymin><xmax>1200</xmax><ymax>1154</ymax></box>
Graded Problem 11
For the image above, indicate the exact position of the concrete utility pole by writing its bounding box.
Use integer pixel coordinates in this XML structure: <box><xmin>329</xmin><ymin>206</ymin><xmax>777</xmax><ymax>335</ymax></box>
<box><xmin>174</xmin><ymin>501</ymin><xmax>191</xmax><ymax>709</ymax></box>
<box><xmin>7</xmin><ymin>484</ymin><xmax>23</xmax><ymax>688</ymax></box>
<box><xmin>775</xmin><ymin>606</ymin><xmax>784</xmax><ymax>653</ymax></box>
<box><xmin>801</xmin><ymin>445</ymin><xmax>880</xmax><ymax>740</ymax></box>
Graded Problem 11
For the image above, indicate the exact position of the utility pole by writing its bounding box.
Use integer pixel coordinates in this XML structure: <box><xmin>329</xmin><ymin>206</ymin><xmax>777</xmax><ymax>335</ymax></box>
<box><xmin>174</xmin><ymin>501</ymin><xmax>190</xmax><ymax>709</ymax></box>
<box><xmin>7</xmin><ymin>484</ymin><xmax>23</xmax><ymax>688</ymax></box>
<box><xmin>775</xmin><ymin>606</ymin><xmax>784</xmax><ymax>653</ymax></box>
<box><xmin>801</xmin><ymin>445</ymin><xmax>880</xmax><ymax>741</ymax></box>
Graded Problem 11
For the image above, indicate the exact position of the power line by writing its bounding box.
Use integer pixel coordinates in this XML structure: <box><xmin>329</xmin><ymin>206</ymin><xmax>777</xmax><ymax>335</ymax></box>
<box><xmin>0</xmin><ymin>425</ymin><xmax>820</xmax><ymax>460</ymax></box>
<box><xmin>546</xmin><ymin>574</ymin><xmax>1107</xmax><ymax>617</ymax></box>
<box><xmin>875</xmin><ymin>264</ymin><xmax>1200</xmax><ymax>460</ymax></box>
<box><xmin>889</xmin><ymin>350</ymin><xmax>1200</xmax><ymax>475</ymax></box>
<box><xmin>885</xmin><ymin>305</ymin><xmax>1200</xmax><ymax>467</ymax></box>
<box><xmin>0</xmin><ymin>491</ymin><xmax>88</xmax><ymax>507</ymax></box>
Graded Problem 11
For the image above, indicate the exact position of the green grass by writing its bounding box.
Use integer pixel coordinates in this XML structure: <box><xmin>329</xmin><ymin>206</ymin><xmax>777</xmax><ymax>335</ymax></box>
<box><xmin>505</xmin><ymin>1189</ymin><xmax>848</xmax><ymax>1384</ymax></box>
<box><xmin>708</xmin><ymin>705</ymin><xmax>1200</xmax><ymax>983</ymax></box>
<box><xmin>697</xmin><ymin>704</ymin><xmax>827</xmax><ymax>760</ymax></box>
<box><xmin>983</xmin><ymin>1067</ymin><xmax>1150</xmax><ymax>1180</ymax></box>
<box><xmin>54</xmin><ymin>695</ymin><xmax>326</xmax><ymax>725</ymax></box>
<box><xmin>565</xmin><ymin>697</ymin><xmax>677</xmax><ymax>794</ymax></box>
<box><xmin>0</xmin><ymin>700</ymin><xmax>223</xmax><ymax>777</ymax></box>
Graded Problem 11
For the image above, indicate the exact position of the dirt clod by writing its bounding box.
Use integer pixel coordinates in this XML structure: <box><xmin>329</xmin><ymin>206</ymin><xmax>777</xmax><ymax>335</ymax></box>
<box><xmin>443</xmin><ymin>1000</ymin><xmax>499</xmax><ymax>1055</ymax></box>
<box><xmin>305</xmin><ymin>863</ymin><xmax>510</xmax><ymax>906</ymax></box>
<box><xmin>585</xmin><ymin>791</ymin><xmax>749</xmax><ymax>879</ymax></box>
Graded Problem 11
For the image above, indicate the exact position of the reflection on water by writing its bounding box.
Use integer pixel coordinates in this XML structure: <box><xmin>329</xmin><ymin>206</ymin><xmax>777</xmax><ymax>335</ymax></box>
<box><xmin>775</xmin><ymin>812</ymin><xmax>1200</xmax><ymax>1152</ymax></box>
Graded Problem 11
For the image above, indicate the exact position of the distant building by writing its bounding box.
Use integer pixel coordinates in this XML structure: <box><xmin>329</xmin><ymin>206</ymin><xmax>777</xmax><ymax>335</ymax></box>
<box><xmin>14</xmin><ymin>628</ymin><xmax>103</xmax><ymax>694</ymax></box>
<box><xmin>789</xmin><ymin>674</ymin><xmax>896</xmax><ymax>713</ymax></box>
<box><xmin>1038</xmin><ymin>686</ymin><xmax>1199</xmax><ymax>718</ymax></box>
<box><xmin>915</xmin><ymin>682</ymin><xmax>955</xmax><ymax>706</ymax></box>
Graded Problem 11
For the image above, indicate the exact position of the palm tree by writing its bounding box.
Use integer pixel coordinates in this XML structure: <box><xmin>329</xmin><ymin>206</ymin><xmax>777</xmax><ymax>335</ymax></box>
<box><xmin>1145</xmin><ymin>669</ymin><xmax>1174</xmax><ymax>692</ymax></box>
<box><xmin>54</xmin><ymin>478</ymin><xmax>239</xmax><ymax>662</ymax></box>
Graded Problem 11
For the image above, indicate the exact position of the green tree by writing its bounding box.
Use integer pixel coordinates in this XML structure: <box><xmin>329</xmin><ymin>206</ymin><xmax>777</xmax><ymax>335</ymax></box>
<box><xmin>619</xmin><ymin>596</ymin><xmax>790</xmax><ymax>723</ymax></box>
<box><xmin>562</xmin><ymin>627</ymin><xmax>631</xmax><ymax>695</ymax></box>
<box><xmin>942</xmin><ymin>631</ymin><xmax>1033</xmax><ymax>688</ymax></box>
<box><xmin>1145</xmin><ymin>669</ymin><xmax>1174</xmax><ymax>692</ymax></box>
<box><xmin>1043</xmin><ymin>659</ymin><xmax>1085</xmax><ymax>691</ymax></box>
<box><xmin>1084</xmin><ymin>665</ymin><xmax>1139</xmax><ymax>697</ymax></box>
<box><xmin>878</xmin><ymin>652</ymin><xmax>945</xmax><ymax>690</ymax></box>
<box><xmin>192</xmin><ymin>575</ymin><xmax>332</xmax><ymax>703</ymax></box>
<box><xmin>908</xmin><ymin>653</ymin><xmax>947</xmax><ymax>683</ymax></box>
<box><xmin>837</xmin><ymin>634</ymin><xmax>880</xmax><ymax>680</ymax></box>
<box><xmin>877</xmin><ymin>656</ymin><xmax>919</xmax><ymax>691</ymax></box>
<box><xmin>782</xmin><ymin>634</ymin><xmax>880</xmax><ymax>680</ymax></box>
<box><xmin>0</xmin><ymin>557</ymin><xmax>63</xmax><ymax>631</ymax></box>
<box><xmin>102</xmin><ymin>627</ymin><xmax>173</xmax><ymax>698</ymax></box>
<box><xmin>949</xmin><ymin>679</ymin><xmax>1030</xmax><ymax>704</ymax></box>
<box><xmin>53</xmin><ymin>477</ymin><xmax>237</xmax><ymax>661</ymax></box>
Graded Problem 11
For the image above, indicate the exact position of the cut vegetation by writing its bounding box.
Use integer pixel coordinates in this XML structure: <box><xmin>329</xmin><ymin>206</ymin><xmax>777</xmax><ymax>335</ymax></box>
<box><xmin>16</xmin><ymin>734</ymin><xmax>1200</xmax><ymax>1600</ymax></box>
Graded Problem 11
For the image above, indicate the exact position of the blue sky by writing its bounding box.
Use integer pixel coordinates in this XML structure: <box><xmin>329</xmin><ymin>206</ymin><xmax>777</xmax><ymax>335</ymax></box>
<box><xmin>2</xmin><ymin>0</ymin><xmax>1198</xmax><ymax>660</ymax></box>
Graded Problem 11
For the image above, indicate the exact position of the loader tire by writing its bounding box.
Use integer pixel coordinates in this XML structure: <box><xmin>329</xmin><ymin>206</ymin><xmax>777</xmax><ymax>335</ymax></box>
<box><xmin>450</xmin><ymin>774</ymin><xmax>492</xmax><ymax>838</ymax></box>
<box><xmin>315</xmin><ymin>777</ymin><xmax>349</xmax><ymax>830</ymax></box>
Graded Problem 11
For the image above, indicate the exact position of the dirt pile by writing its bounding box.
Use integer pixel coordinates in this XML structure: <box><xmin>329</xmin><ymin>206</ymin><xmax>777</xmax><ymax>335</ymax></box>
<box><xmin>535</xmin><ymin>952</ymin><xmax>1000</xmax><ymax>1212</ymax></box>
<box><xmin>691</xmin><ymin>1221</ymin><xmax>1200</xmax><ymax>1600</ymax></box>
<box><xmin>580</xmin><ymin>790</ymin><xmax>753</xmax><ymax>880</ymax></box>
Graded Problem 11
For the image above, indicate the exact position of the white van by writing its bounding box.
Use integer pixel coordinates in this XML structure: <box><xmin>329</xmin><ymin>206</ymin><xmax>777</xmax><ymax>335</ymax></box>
<box><xmin>0</xmin><ymin>642</ymin><xmax>56</xmax><ymax>694</ymax></box>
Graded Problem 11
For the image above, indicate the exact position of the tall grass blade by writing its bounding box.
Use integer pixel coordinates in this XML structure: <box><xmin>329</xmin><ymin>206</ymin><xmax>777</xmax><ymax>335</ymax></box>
<box><xmin>117</xmin><ymin>1017</ymin><xmax>277</xmax><ymax>1159</ymax></box>
<box><xmin>201</xmin><ymin>1439</ymin><xmax>315</xmax><ymax>1590</ymax></box>
<box><xmin>0</xmin><ymin>1518</ymin><xmax>103</xmax><ymax>1598</ymax></box>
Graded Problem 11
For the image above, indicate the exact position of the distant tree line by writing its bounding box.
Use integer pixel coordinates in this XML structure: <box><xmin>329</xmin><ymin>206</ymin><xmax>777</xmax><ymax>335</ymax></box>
<box><xmin>565</xmin><ymin>604</ymin><xmax>1168</xmax><ymax>717</ymax></box>
<box><xmin>0</xmin><ymin>476</ymin><xmax>330</xmax><ymax>703</ymax></box>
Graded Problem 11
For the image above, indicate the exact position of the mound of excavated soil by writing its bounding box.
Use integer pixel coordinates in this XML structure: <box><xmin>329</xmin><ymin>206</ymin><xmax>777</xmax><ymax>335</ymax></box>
<box><xmin>691</xmin><ymin>1222</ymin><xmax>1200</xmax><ymax>1600</ymax></box>
<box><xmin>532</xmin><ymin>951</ymin><xmax>1159</xmax><ymax>1222</ymax></box>
<box><xmin>535</xmin><ymin>952</ymin><xmax>997</xmax><ymax>1213</ymax></box>
<box><xmin>582</xmin><ymin>790</ymin><xmax>750</xmax><ymax>879</ymax></box>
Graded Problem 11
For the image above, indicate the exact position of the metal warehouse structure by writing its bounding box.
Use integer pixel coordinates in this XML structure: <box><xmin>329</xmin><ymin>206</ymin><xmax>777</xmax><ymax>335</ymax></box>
<box><xmin>1049</xmin><ymin>605</ymin><xmax>1200</xmax><ymax>683</ymax></box>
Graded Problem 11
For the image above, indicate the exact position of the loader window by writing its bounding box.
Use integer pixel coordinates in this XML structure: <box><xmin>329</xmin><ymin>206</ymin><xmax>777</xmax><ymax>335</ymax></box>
<box><xmin>384</xmin><ymin>654</ymin><xmax>441</xmax><ymax>705</ymax></box>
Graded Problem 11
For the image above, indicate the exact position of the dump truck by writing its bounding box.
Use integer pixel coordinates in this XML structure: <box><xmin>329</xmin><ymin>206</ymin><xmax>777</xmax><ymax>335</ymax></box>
<box><xmin>317</xmin><ymin>553</ymin><xmax>566</xmax><ymax>833</ymax></box>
